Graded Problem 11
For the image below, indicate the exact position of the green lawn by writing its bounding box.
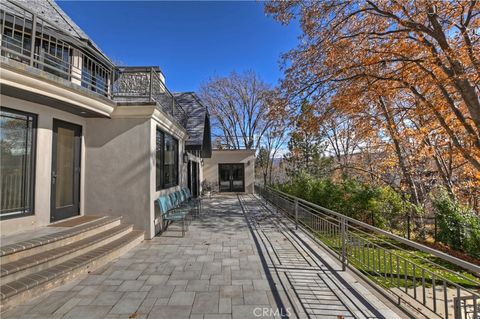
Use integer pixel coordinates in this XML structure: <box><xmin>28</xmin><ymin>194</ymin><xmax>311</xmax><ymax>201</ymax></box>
<box><xmin>300</xmin><ymin>220</ymin><xmax>480</xmax><ymax>290</ymax></box>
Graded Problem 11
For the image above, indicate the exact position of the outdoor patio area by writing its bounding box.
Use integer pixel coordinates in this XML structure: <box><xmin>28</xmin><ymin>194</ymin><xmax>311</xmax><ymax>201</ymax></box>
<box><xmin>1</xmin><ymin>195</ymin><xmax>402</xmax><ymax>319</ymax></box>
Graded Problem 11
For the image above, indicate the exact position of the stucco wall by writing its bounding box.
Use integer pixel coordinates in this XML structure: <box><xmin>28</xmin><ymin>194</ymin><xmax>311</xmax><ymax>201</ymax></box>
<box><xmin>85</xmin><ymin>117</ymin><xmax>155</xmax><ymax>238</ymax></box>
<box><xmin>85</xmin><ymin>113</ymin><xmax>188</xmax><ymax>240</ymax></box>
<box><xmin>202</xmin><ymin>150</ymin><xmax>256</xmax><ymax>194</ymax></box>
<box><xmin>0</xmin><ymin>95</ymin><xmax>86</xmax><ymax>236</ymax></box>
<box><xmin>150</xmin><ymin>118</ymin><xmax>188</xmax><ymax>236</ymax></box>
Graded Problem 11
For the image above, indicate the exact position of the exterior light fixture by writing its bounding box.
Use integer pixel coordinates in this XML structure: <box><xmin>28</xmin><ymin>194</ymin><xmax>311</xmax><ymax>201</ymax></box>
<box><xmin>200</xmin><ymin>159</ymin><xmax>204</xmax><ymax>167</ymax></box>
<box><xmin>183</xmin><ymin>152</ymin><xmax>189</xmax><ymax>163</ymax></box>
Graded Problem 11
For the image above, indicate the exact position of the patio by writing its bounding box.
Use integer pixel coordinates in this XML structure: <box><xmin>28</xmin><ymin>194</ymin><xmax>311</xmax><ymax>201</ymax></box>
<box><xmin>1</xmin><ymin>195</ymin><xmax>402</xmax><ymax>319</ymax></box>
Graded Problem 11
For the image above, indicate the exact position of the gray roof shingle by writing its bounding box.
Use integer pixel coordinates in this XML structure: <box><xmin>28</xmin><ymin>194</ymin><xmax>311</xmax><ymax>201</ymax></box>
<box><xmin>174</xmin><ymin>92</ymin><xmax>212</xmax><ymax>157</ymax></box>
<box><xmin>10</xmin><ymin>0</ymin><xmax>112</xmax><ymax>64</ymax></box>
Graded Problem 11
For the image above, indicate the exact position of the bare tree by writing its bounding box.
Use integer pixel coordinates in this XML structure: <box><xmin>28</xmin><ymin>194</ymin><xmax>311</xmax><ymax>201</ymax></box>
<box><xmin>257</xmin><ymin>119</ymin><xmax>288</xmax><ymax>185</ymax></box>
<box><xmin>199</xmin><ymin>71</ymin><xmax>271</xmax><ymax>149</ymax></box>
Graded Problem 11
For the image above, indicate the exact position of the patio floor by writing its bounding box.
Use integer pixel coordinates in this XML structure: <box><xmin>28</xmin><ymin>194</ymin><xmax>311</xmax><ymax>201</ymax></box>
<box><xmin>2</xmin><ymin>195</ymin><xmax>402</xmax><ymax>319</ymax></box>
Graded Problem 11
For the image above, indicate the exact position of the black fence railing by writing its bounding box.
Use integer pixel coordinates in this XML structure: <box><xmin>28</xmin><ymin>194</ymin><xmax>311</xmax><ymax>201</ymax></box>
<box><xmin>0</xmin><ymin>0</ymin><xmax>113</xmax><ymax>98</ymax></box>
<box><xmin>1</xmin><ymin>1</ymin><xmax>187</xmax><ymax>128</ymax></box>
<box><xmin>112</xmin><ymin>67</ymin><xmax>187</xmax><ymax>127</ymax></box>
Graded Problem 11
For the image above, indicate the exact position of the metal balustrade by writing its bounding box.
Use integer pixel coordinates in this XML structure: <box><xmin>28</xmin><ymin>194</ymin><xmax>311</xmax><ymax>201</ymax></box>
<box><xmin>0</xmin><ymin>0</ymin><xmax>113</xmax><ymax>98</ymax></box>
<box><xmin>1</xmin><ymin>1</ymin><xmax>188</xmax><ymax>129</ymax></box>
<box><xmin>113</xmin><ymin>66</ymin><xmax>187</xmax><ymax>126</ymax></box>
<box><xmin>255</xmin><ymin>184</ymin><xmax>480</xmax><ymax>319</ymax></box>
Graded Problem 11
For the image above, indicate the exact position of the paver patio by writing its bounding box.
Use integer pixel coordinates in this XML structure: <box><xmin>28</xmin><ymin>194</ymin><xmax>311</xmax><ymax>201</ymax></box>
<box><xmin>2</xmin><ymin>195</ymin><xmax>403</xmax><ymax>319</ymax></box>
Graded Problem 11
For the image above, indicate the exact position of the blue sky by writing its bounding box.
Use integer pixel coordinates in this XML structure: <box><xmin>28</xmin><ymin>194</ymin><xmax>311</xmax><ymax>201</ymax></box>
<box><xmin>58</xmin><ymin>1</ymin><xmax>300</xmax><ymax>93</ymax></box>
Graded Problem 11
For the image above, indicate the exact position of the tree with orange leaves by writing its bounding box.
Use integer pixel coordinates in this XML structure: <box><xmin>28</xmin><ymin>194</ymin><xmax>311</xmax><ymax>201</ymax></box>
<box><xmin>266</xmin><ymin>0</ymin><xmax>480</xmax><ymax>209</ymax></box>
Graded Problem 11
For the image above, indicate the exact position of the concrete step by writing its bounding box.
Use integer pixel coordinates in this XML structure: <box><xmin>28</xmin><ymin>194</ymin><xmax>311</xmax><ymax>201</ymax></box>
<box><xmin>0</xmin><ymin>216</ymin><xmax>122</xmax><ymax>264</ymax></box>
<box><xmin>0</xmin><ymin>223</ymin><xmax>133</xmax><ymax>284</ymax></box>
<box><xmin>0</xmin><ymin>230</ymin><xmax>144</xmax><ymax>312</ymax></box>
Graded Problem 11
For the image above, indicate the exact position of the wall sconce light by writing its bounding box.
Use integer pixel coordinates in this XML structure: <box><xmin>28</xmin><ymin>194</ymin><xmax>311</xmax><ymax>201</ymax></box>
<box><xmin>200</xmin><ymin>159</ymin><xmax>204</xmax><ymax>167</ymax></box>
<box><xmin>247</xmin><ymin>160</ymin><xmax>251</xmax><ymax>166</ymax></box>
<box><xmin>183</xmin><ymin>152</ymin><xmax>189</xmax><ymax>163</ymax></box>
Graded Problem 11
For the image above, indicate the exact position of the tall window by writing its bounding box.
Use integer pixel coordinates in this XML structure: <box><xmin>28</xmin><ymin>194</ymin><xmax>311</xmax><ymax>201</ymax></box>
<box><xmin>0</xmin><ymin>108</ymin><xmax>36</xmax><ymax>219</ymax></box>
<box><xmin>156</xmin><ymin>129</ymin><xmax>179</xmax><ymax>190</ymax></box>
<box><xmin>82</xmin><ymin>55</ymin><xmax>109</xmax><ymax>96</ymax></box>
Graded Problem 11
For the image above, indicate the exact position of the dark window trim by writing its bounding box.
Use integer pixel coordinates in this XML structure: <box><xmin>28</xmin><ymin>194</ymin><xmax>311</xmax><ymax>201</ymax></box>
<box><xmin>0</xmin><ymin>106</ymin><xmax>37</xmax><ymax>220</ymax></box>
<box><xmin>156</xmin><ymin>128</ymin><xmax>179</xmax><ymax>191</ymax></box>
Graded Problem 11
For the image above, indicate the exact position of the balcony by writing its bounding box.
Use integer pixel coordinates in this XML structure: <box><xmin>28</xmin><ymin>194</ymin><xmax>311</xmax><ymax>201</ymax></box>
<box><xmin>0</xmin><ymin>1</ymin><xmax>186</xmax><ymax>127</ymax></box>
<box><xmin>113</xmin><ymin>66</ymin><xmax>187</xmax><ymax>127</ymax></box>
<box><xmin>0</xmin><ymin>0</ymin><xmax>113</xmax><ymax>99</ymax></box>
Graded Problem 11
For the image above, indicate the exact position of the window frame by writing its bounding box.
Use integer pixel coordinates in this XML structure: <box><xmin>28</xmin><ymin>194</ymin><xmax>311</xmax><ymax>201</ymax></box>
<box><xmin>0</xmin><ymin>107</ymin><xmax>37</xmax><ymax>220</ymax></box>
<box><xmin>156</xmin><ymin>128</ymin><xmax>179</xmax><ymax>191</ymax></box>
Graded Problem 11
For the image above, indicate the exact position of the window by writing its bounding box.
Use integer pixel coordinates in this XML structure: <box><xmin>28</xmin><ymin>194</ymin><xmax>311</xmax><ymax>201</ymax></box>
<box><xmin>0</xmin><ymin>107</ymin><xmax>36</xmax><ymax>219</ymax></box>
<box><xmin>82</xmin><ymin>55</ymin><xmax>109</xmax><ymax>96</ymax></box>
<box><xmin>37</xmin><ymin>34</ymin><xmax>72</xmax><ymax>80</ymax></box>
<box><xmin>156</xmin><ymin>129</ymin><xmax>179</xmax><ymax>190</ymax></box>
<box><xmin>163</xmin><ymin>133</ymin><xmax>178</xmax><ymax>188</ymax></box>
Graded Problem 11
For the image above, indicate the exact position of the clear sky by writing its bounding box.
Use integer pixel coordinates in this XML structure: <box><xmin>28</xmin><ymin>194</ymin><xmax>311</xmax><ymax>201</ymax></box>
<box><xmin>57</xmin><ymin>1</ymin><xmax>300</xmax><ymax>93</ymax></box>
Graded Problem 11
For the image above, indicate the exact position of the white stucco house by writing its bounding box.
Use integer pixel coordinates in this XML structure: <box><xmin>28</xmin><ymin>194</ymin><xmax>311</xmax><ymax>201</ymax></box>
<box><xmin>0</xmin><ymin>0</ymin><xmax>212</xmax><ymax>240</ymax></box>
<box><xmin>0</xmin><ymin>0</ymin><xmax>259</xmax><ymax>309</ymax></box>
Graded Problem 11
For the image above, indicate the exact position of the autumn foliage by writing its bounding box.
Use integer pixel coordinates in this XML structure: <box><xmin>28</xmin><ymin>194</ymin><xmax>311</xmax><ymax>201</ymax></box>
<box><xmin>266</xmin><ymin>0</ymin><xmax>480</xmax><ymax>210</ymax></box>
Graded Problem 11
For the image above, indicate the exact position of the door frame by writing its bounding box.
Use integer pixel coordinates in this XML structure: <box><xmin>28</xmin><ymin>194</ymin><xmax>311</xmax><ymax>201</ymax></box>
<box><xmin>192</xmin><ymin>161</ymin><xmax>199</xmax><ymax>197</ymax></box>
<box><xmin>50</xmin><ymin>119</ymin><xmax>82</xmax><ymax>222</ymax></box>
<box><xmin>218</xmin><ymin>163</ymin><xmax>245</xmax><ymax>193</ymax></box>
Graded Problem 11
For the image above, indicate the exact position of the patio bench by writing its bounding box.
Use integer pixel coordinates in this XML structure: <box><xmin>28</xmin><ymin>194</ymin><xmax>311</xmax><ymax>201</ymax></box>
<box><xmin>181</xmin><ymin>187</ymin><xmax>202</xmax><ymax>216</ymax></box>
<box><xmin>168</xmin><ymin>189</ymin><xmax>202</xmax><ymax>218</ymax></box>
<box><xmin>157</xmin><ymin>195</ymin><xmax>192</xmax><ymax>237</ymax></box>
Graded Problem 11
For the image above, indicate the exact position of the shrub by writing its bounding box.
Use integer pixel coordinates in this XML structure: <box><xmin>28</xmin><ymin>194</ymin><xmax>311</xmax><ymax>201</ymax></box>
<box><xmin>433</xmin><ymin>189</ymin><xmax>480</xmax><ymax>258</ymax></box>
<box><xmin>275</xmin><ymin>174</ymin><xmax>410</xmax><ymax>231</ymax></box>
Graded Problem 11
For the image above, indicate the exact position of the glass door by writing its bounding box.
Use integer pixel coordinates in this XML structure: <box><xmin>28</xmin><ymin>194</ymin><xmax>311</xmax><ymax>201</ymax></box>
<box><xmin>218</xmin><ymin>164</ymin><xmax>245</xmax><ymax>192</ymax></box>
<box><xmin>51</xmin><ymin>120</ymin><xmax>81</xmax><ymax>222</ymax></box>
<box><xmin>218</xmin><ymin>164</ymin><xmax>231</xmax><ymax>192</ymax></box>
<box><xmin>230</xmin><ymin>164</ymin><xmax>245</xmax><ymax>192</ymax></box>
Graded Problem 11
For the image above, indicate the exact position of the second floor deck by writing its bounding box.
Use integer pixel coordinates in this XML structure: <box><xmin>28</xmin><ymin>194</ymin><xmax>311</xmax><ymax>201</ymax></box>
<box><xmin>0</xmin><ymin>0</ymin><xmax>186</xmax><ymax>127</ymax></box>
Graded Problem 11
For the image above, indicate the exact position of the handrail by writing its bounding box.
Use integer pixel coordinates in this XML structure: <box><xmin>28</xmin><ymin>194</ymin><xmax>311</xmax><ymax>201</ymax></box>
<box><xmin>256</xmin><ymin>184</ymin><xmax>480</xmax><ymax>319</ymax></box>
<box><xmin>113</xmin><ymin>66</ymin><xmax>187</xmax><ymax>127</ymax></box>
<box><xmin>264</xmin><ymin>185</ymin><xmax>480</xmax><ymax>274</ymax></box>
<box><xmin>1</xmin><ymin>0</ymin><xmax>114</xmax><ymax>98</ymax></box>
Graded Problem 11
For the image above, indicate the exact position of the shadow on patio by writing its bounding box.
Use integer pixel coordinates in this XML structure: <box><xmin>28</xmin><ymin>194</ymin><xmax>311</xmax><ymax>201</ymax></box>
<box><xmin>2</xmin><ymin>195</ymin><xmax>402</xmax><ymax>319</ymax></box>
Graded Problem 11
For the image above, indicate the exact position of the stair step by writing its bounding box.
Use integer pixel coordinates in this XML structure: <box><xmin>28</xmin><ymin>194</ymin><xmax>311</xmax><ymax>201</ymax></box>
<box><xmin>0</xmin><ymin>216</ymin><xmax>122</xmax><ymax>263</ymax></box>
<box><xmin>0</xmin><ymin>230</ymin><xmax>144</xmax><ymax>311</ymax></box>
<box><xmin>0</xmin><ymin>224</ymin><xmax>133</xmax><ymax>283</ymax></box>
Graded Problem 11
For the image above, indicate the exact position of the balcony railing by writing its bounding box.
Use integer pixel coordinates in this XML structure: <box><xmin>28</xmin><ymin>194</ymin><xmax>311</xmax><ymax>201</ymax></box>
<box><xmin>212</xmin><ymin>134</ymin><xmax>258</xmax><ymax>150</ymax></box>
<box><xmin>0</xmin><ymin>0</ymin><xmax>114</xmax><ymax>98</ymax></box>
<box><xmin>113</xmin><ymin>67</ymin><xmax>187</xmax><ymax>127</ymax></box>
<box><xmin>1</xmin><ymin>1</ymin><xmax>187</xmax><ymax>128</ymax></box>
<box><xmin>256</xmin><ymin>184</ymin><xmax>480</xmax><ymax>319</ymax></box>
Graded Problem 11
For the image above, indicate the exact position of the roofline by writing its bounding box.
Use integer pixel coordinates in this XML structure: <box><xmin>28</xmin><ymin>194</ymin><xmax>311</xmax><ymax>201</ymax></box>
<box><xmin>212</xmin><ymin>149</ymin><xmax>256</xmax><ymax>153</ymax></box>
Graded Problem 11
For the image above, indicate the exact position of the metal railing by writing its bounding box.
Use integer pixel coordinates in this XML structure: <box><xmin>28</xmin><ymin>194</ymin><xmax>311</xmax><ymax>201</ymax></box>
<box><xmin>113</xmin><ymin>67</ymin><xmax>187</xmax><ymax>127</ymax></box>
<box><xmin>211</xmin><ymin>134</ymin><xmax>258</xmax><ymax>150</ymax></box>
<box><xmin>255</xmin><ymin>184</ymin><xmax>480</xmax><ymax>319</ymax></box>
<box><xmin>0</xmin><ymin>1</ymin><xmax>188</xmax><ymax>129</ymax></box>
<box><xmin>0</xmin><ymin>0</ymin><xmax>113</xmax><ymax>98</ymax></box>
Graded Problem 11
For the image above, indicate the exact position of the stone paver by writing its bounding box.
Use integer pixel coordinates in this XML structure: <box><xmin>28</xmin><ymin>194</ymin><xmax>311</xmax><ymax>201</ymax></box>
<box><xmin>1</xmin><ymin>195</ymin><xmax>402</xmax><ymax>319</ymax></box>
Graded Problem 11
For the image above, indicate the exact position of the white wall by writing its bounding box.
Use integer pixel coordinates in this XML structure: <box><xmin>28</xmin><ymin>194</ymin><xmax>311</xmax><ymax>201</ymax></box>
<box><xmin>0</xmin><ymin>95</ymin><xmax>86</xmax><ymax>236</ymax></box>
<box><xmin>202</xmin><ymin>150</ymin><xmax>256</xmax><ymax>194</ymax></box>
<box><xmin>84</xmin><ymin>113</ymin><xmax>188</xmax><ymax>240</ymax></box>
<box><xmin>84</xmin><ymin>117</ymin><xmax>152</xmax><ymax>237</ymax></box>
<box><xmin>1</xmin><ymin>96</ymin><xmax>189</xmax><ymax>240</ymax></box>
